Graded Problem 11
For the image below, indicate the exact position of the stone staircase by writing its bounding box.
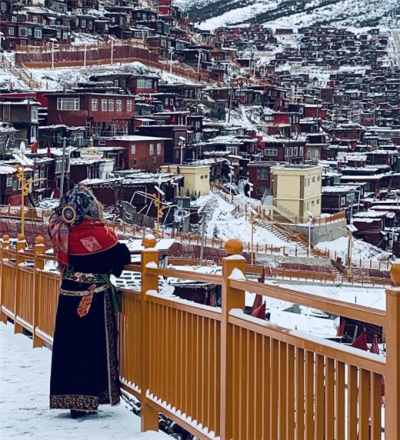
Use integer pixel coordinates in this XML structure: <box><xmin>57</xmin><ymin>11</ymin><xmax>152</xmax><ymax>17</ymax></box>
<box><xmin>0</xmin><ymin>55</ymin><xmax>41</xmax><ymax>90</ymax></box>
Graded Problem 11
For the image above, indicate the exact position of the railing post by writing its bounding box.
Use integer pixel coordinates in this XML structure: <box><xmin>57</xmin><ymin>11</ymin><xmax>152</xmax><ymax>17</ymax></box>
<box><xmin>0</xmin><ymin>234</ymin><xmax>10</xmax><ymax>323</ymax></box>
<box><xmin>385</xmin><ymin>264</ymin><xmax>400</xmax><ymax>439</ymax></box>
<box><xmin>140</xmin><ymin>235</ymin><xmax>160</xmax><ymax>432</ymax></box>
<box><xmin>14</xmin><ymin>233</ymin><xmax>26</xmax><ymax>334</ymax></box>
<box><xmin>33</xmin><ymin>235</ymin><xmax>45</xmax><ymax>348</ymax></box>
<box><xmin>220</xmin><ymin>239</ymin><xmax>246</xmax><ymax>440</ymax></box>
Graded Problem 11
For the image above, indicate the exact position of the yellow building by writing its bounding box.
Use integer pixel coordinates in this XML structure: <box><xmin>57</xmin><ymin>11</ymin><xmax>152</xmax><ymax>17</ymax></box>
<box><xmin>271</xmin><ymin>164</ymin><xmax>322</xmax><ymax>223</ymax></box>
<box><xmin>160</xmin><ymin>164</ymin><xmax>210</xmax><ymax>197</ymax></box>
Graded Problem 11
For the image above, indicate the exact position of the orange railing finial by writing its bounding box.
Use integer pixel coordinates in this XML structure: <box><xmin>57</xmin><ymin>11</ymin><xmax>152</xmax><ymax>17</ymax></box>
<box><xmin>143</xmin><ymin>234</ymin><xmax>157</xmax><ymax>249</ymax></box>
<box><xmin>224</xmin><ymin>239</ymin><xmax>243</xmax><ymax>256</ymax></box>
<box><xmin>390</xmin><ymin>260</ymin><xmax>400</xmax><ymax>286</ymax></box>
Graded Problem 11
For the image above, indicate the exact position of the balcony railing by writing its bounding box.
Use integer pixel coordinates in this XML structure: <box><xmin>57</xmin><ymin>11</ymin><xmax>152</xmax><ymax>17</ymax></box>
<box><xmin>1</xmin><ymin>233</ymin><xmax>399</xmax><ymax>439</ymax></box>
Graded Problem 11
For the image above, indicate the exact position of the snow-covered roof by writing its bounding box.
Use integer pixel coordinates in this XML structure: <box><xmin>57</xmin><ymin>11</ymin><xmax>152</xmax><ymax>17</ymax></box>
<box><xmin>101</xmin><ymin>135</ymin><xmax>171</xmax><ymax>142</ymax></box>
<box><xmin>322</xmin><ymin>185</ymin><xmax>357</xmax><ymax>193</ymax></box>
<box><xmin>0</xmin><ymin>165</ymin><xmax>16</xmax><ymax>175</ymax></box>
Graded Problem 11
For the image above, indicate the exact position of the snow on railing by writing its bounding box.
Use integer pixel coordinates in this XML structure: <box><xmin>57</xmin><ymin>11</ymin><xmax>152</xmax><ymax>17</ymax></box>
<box><xmin>2</xmin><ymin>234</ymin><xmax>400</xmax><ymax>438</ymax></box>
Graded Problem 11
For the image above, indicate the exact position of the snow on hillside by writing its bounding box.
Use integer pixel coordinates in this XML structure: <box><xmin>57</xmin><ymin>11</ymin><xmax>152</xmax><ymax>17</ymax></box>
<box><xmin>316</xmin><ymin>236</ymin><xmax>391</xmax><ymax>264</ymax></box>
<box><xmin>25</xmin><ymin>61</ymin><xmax>199</xmax><ymax>91</ymax></box>
<box><xmin>193</xmin><ymin>192</ymin><xmax>300</xmax><ymax>250</ymax></box>
<box><xmin>0</xmin><ymin>70</ymin><xmax>27</xmax><ymax>90</ymax></box>
<box><xmin>0</xmin><ymin>322</ymin><xmax>171</xmax><ymax>440</ymax></box>
<box><xmin>176</xmin><ymin>0</ymin><xmax>399</xmax><ymax>30</ymax></box>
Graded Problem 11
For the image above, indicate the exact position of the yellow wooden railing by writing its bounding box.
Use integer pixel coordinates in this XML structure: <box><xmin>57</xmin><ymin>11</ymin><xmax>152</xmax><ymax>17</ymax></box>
<box><xmin>1</xmin><ymin>233</ymin><xmax>399</xmax><ymax>439</ymax></box>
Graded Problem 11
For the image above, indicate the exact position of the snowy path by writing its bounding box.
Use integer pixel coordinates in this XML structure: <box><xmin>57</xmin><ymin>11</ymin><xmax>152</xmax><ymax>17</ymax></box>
<box><xmin>0</xmin><ymin>322</ymin><xmax>169</xmax><ymax>440</ymax></box>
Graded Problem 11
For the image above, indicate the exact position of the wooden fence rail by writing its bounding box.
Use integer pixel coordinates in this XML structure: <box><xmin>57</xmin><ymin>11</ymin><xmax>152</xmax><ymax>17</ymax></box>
<box><xmin>0</xmin><ymin>233</ymin><xmax>399</xmax><ymax>438</ymax></box>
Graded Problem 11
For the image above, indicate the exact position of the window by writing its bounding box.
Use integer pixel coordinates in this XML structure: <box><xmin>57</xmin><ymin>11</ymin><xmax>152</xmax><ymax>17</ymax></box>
<box><xmin>34</xmin><ymin>28</ymin><xmax>42</xmax><ymax>39</ymax></box>
<box><xmin>19</xmin><ymin>27</ymin><xmax>28</xmax><ymax>37</ymax></box>
<box><xmin>8</xmin><ymin>27</ymin><xmax>14</xmax><ymax>36</ymax></box>
<box><xmin>137</xmin><ymin>78</ymin><xmax>153</xmax><ymax>89</ymax></box>
<box><xmin>34</xmin><ymin>170</ymin><xmax>40</xmax><ymax>187</ymax></box>
<box><xmin>131</xmin><ymin>144</ymin><xmax>136</xmax><ymax>155</ymax></box>
<box><xmin>127</xmin><ymin>100</ymin><xmax>133</xmax><ymax>112</ymax></box>
<box><xmin>257</xmin><ymin>168</ymin><xmax>268</xmax><ymax>180</ymax></box>
<box><xmin>31</xmin><ymin>125</ymin><xmax>37</xmax><ymax>140</ymax></box>
<box><xmin>101</xmin><ymin>99</ymin><xmax>107</xmax><ymax>112</ymax></box>
<box><xmin>108</xmin><ymin>99</ymin><xmax>114</xmax><ymax>112</ymax></box>
<box><xmin>31</xmin><ymin>107</ymin><xmax>38</xmax><ymax>122</ymax></box>
<box><xmin>157</xmin><ymin>143</ymin><xmax>161</xmax><ymax>155</ymax></box>
<box><xmin>57</xmin><ymin>97</ymin><xmax>80</xmax><ymax>111</ymax></box>
<box><xmin>91</xmin><ymin>99</ymin><xmax>98</xmax><ymax>112</ymax></box>
<box><xmin>115</xmin><ymin>100</ymin><xmax>122</xmax><ymax>112</ymax></box>
<box><xmin>266</xmin><ymin>148</ymin><xmax>278</xmax><ymax>156</ymax></box>
<box><xmin>312</xmin><ymin>176</ymin><xmax>315</xmax><ymax>183</ymax></box>
<box><xmin>6</xmin><ymin>175</ymin><xmax>13</xmax><ymax>188</ymax></box>
<box><xmin>55</xmin><ymin>160</ymin><xmax>63</xmax><ymax>174</ymax></box>
<box><xmin>149</xmin><ymin>143</ymin><xmax>155</xmax><ymax>155</ymax></box>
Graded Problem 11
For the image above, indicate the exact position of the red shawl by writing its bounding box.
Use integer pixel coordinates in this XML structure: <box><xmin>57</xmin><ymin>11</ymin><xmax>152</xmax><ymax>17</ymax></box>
<box><xmin>51</xmin><ymin>219</ymin><xmax>118</xmax><ymax>266</ymax></box>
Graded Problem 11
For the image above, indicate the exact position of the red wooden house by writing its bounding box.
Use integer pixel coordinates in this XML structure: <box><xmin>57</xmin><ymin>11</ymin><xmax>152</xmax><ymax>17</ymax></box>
<box><xmin>158</xmin><ymin>0</ymin><xmax>172</xmax><ymax>17</ymax></box>
<box><xmin>96</xmin><ymin>135</ymin><xmax>170</xmax><ymax>171</ymax></box>
<box><xmin>45</xmin><ymin>92</ymin><xmax>135</xmax><ymax>136</ymax></box>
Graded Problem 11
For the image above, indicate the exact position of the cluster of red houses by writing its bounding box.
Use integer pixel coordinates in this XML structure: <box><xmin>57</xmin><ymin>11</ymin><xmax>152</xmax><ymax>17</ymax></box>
<box><xmin>0</xmin><ymin>7</ymin><xmax>400</xmax><ymax>254</ymax></box>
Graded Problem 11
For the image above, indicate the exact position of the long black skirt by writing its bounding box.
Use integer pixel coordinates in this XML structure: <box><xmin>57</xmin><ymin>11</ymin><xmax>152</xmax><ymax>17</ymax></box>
<box><xmin>50</xmin><ymin>290</ymin><xmax>120</xmax><ymax>411</ymax></box>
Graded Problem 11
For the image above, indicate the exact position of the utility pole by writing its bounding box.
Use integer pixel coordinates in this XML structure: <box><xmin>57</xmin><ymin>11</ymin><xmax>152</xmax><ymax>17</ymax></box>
<box><xmin>307</xmin><ymin>213</ymin><xmax>313</xmax><ymax>257</ymax></box>
<box><xmin>228</xmin><ymin>165</ymin><xmax>234</xmax><ymax>203</ymax></box>
<box><xmin>60</xmin><ymin>137</ymin><xmax>67</xmax><ymax>199</ymax></box>
<box><xmin>169</xmin><ymin>48</ymin><xmax>174</xmax><ymax>74</ymax></box>
<box><xmin>51</xmin><ymin>40</ymin><xmax>55</xmax><ymax>69</ymax></box>
<box><xmin>347</xmin><ymin>228</ymin><xmax>353</xmax><ymax>276</ymax></box>
<box><xmin>250</xmin><ymin>212</ymin><xmax>255</xmax><ymax>265</ymax></box>
<box><xmin>228</xmin><ymin>79</ymin><xmax>233</xmax><ymax>124</ymax></box>
<box><xmin>197</xmin><ymin>49</ymin><xmax>201</xmax><ymax>74</ymax></box>
<box><xmin>199</xmin><ymin>217</ymin><xmax>206</xmax><ymax>263</ymax></box>
<box><xmin>110</xmin><ymin>39</ymin><xmax>114</xmax><ymax>65</ymax></box>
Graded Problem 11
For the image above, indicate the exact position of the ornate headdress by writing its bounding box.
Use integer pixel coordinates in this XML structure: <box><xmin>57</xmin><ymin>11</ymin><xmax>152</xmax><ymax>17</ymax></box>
<box><xmin>49</xmin><ymin>185</ymin><xmax>117</xmax><ymax>266</ymax></box>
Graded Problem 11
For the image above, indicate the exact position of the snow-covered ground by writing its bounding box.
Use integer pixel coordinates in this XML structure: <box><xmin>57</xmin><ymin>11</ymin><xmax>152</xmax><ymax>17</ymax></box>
<box><xmin>26</xmin><ymin>61</ymin><xmax>199</xmax><ymax>91</ymax></box>
<box><xmin>193</xmin><ymin>192</ymin><xmax>297</xmax><ymax>248</ymax></box>
<box><xmin>180</xmin><ymin>0</ymin><xmax>398</xmax><ymax>30</ymax></box>
<box><xmin>316</xmin><ymin>236</ymin><xmax>391</xmax><ymax>265</ymax></box>
<box><xmin>0</xmin><ymin>322</ymin><xmax>170</xmax><ymax>440</ymax></box>
<box><xmin>264</xmin><ymin>280</ymin><xmax>386</xmax><ymax>310</ymax></box>
<box><xmin>11</xmin><ymin>62</ymin><xmax>200</xmax><ymax>91</ymax></box>
<box><xmin>0</xmin><ymin>68</ymin><xmax>26</xmax><ymax>90</ymax></box>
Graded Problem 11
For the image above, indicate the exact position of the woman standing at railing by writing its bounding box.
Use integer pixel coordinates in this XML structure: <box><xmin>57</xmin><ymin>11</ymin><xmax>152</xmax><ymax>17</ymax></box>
<box><xmin>48</xmin><ymin>185</ymin><xmax>130</xmax><ymax>419</ymax></box>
